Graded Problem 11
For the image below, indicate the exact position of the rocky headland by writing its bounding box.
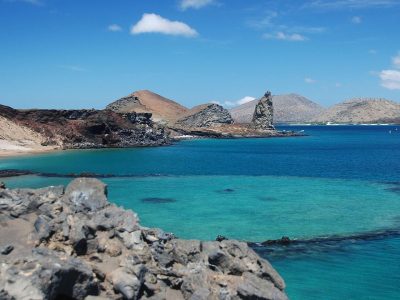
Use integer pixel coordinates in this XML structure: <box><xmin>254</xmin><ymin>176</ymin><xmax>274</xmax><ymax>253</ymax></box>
<box><xmin>0</xmin><ymin>179</ymin><xmax>287</xmax><ymax>300</ymax></box>
<box><xmin>0</xmin><ymin>104</ymin><xmax>169</xmax><ymax>155</ymax></box>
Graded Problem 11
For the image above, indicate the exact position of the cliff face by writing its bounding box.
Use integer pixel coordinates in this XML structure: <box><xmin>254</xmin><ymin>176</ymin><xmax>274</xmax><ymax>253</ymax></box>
<box><xmin>312</xmin><ymin>98</ymin><xmax>400</xmax><ymax>124</ymax></box>
<box><xmin>230</xmin><ymin>93</ymin><xmax>324</xmax><ymax>124</ymax></box>
<box><xmin>0</xmin><ymin>105</ymin><xmax>169</xmax><ymax>149</ymax></box>
<box><xmin>0</xmin><ymin>179</ymin><xmax>288</xmax><ymax>300</ymax></box>
<box><xmin>176</xmin><ymin>103</ymin><xmax>234</xmax><ymax>128</ymax></box>
<box><xmin>252</xmin><ymin>92</ymin><xmax>275</xmax><ymax>130</ymax></box>
<box><xmin>107</xmin><ymin>90</ymin><xmax>189</xmax><ymax>124</ymax></box>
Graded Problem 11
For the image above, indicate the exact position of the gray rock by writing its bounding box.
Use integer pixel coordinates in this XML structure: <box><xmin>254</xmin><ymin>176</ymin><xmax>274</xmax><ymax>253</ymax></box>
<box><xmin>34</xmin><ymin>215</ymin><xmax>52</xmax><ymax>241</ymax></box>
<box><xmin>110</xmin><ymin>268</ymin><xmax>144</xmax><ymax>299</ymax></box>
<box><xmin>0</xmin><ymin>245</ymin><xmax>14</xmax><ymax>255</ymax></box>
<box><xmin>0</xmin><ymin>248</ymin><xmax>99</xmax><ymax>300</ymax></box>
<box><xmin>237</xmin><ymin>272</ymin><xmax>288</xmax><ymax>300</ymax></box>
<box><xmin>252</xmin><ymin>91</ymin><xmax>275</xmax><ymax>130</ymax></box>
<box><xmin>63</xmin><ymin>178</ymin><xmax>108</xmax><ymax>213</ymax></box>
<box><xmin>177</xmin><ymin>104</ymin><xmax>234</xmax><ymax>128</ymax></box>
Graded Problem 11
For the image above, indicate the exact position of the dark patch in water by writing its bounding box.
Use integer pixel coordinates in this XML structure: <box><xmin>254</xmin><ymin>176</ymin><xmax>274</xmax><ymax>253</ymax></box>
<box><xmin>258</xmin><ymin>196</ymin><xmax>278</xmax><ymax>202</ymax></box>
<box><xmin>386</xmin><ymin>187</ymin><xmax>400</xmax><ymax>195</ymax></box>
<box><xmin>141</xmin><ymin>197</ymin><xmax>176</xmax><ymax>204</ymax></box>
<box><xmin>248</xmin><ymin>227</ymin><xmax>400</xmax><ymax>260</ymax></box>
<box><xmin>0</xmin><ymin>169</ymin><xmax>169</xmax><ymax>179</ymax></box>
<box><xmin>217</xmin><ymin>188</ymin><xmax>235</xmax><ymax>193</ymax></box>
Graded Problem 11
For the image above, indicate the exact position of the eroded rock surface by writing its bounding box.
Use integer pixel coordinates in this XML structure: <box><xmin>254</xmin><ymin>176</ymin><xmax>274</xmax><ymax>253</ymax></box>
<box><xmin>252</xmin><ymin>92</ymin><xmax>275</xmax><ymax>130</ymax></box>
<box><xmin>0</xmin><ymin>178</ymin><xmax>287</xmax><ymax>300</ymax></box>
<box><xmin>176</xmin><ymin>104</ymin><xmax>234</xmax><ymax>128</ymax></box>
<box><xmin>0</xmin><ymin>104</ymin><xmax>170</xmax><ymax>149</ymax></box>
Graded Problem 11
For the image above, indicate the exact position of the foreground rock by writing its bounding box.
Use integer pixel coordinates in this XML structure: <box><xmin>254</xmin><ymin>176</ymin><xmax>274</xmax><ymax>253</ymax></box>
<box><xmin>0</xmin><ymin>178</ymin><xmax>287</xmax><ymax>300</ymax></box>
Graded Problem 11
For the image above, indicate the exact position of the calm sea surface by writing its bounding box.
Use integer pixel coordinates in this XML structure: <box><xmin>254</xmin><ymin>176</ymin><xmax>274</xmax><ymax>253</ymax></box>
<box><xmin>1</xmin><ymin>125</ymin><xmax>400</xmax><ymax>299</ymax></box>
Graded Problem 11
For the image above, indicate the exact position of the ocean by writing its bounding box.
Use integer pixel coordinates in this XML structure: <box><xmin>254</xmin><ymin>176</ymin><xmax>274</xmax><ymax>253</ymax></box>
<box><xmin>1</xmin><ymin>125</ymin><xmax>400</xmax><ymax>299</ymax></box>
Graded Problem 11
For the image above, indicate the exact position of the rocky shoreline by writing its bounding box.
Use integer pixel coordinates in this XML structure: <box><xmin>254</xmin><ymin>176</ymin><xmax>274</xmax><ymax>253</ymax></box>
<box><xmin>0</xmin><ymin>179</ymin><xmax>288</xmax><ymax>300</ymax></box>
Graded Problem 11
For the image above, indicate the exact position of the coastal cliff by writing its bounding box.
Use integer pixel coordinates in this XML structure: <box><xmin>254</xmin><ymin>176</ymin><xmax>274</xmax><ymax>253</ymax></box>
<box><xmin>0</xmin><ymin>179</ymin><xmax>287</xmax><ymax>300</ymax></box>
<box><xmin>0</xmin><ymin>104</ymin><xmax>169</xmax><ymax>151</ymax></box>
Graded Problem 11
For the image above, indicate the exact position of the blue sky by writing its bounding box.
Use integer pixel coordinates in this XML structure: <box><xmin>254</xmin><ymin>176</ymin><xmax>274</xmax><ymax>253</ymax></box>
<box><xmin>0</xmin><ymin>0</ymin><xmax>399</xmax><ymax>109</ymax></box>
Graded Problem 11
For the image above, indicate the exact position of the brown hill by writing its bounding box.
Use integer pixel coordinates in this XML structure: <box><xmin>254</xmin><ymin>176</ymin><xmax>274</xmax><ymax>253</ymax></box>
<box><xmin>312</xmin><ymin>98</ymin><xmax>400</xmax><ymax>124</ymax></box>
<box><xmin>106</xmin><ymin>90</ymin><xmax>189</xmax><ymax>123</ymax></box>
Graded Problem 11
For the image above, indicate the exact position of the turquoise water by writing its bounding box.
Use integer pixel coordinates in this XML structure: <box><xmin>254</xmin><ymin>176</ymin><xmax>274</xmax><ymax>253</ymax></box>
<box><xmin>1</xmin><ymin>125</ymin><xmax>400</xmax><ymax>299</ymax></box>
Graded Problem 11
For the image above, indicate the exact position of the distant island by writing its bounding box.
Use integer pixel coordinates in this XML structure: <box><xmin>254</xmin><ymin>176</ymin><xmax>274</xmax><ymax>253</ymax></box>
<box><xmin>231</xmin><ymin>95</ymin><xmax>400</xmax><ymax>125</ymax></box>
<box><xmin>0</xmin><ymin>90</ymin><xmax>299</xmax><ymax>157</ymax></box>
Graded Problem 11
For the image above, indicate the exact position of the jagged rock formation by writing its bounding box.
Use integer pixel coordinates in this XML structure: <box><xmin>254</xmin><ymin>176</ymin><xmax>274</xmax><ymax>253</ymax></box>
<box><xmin>312</xmin><ymin>98</ymin><xmax>400</xmax><ymax>124</ymax></box>
<box><xmin>107</xmin><ymin>90</ymin><xmax>189</xmax><ymax>124</ymax></box>
<box><xmin>230</xmin><ymin>93</ymin><xmax>324</xmax><ymax>124</ymax></box>
<box><xmin>175</xmin><ymin>103</ymin><xmax>234</xmax><ymax>128</ymax></box>
<box><xmin>252</xmin><ymin>92</ymin><xmax>275</xmax><ymax>130</ymax></box>
<box><xmin>0</xmin><ymin>179</ymin><xmax>288</xmax><ymax>300</ymax></box>
<box><xmin>0</xmin><ymin>104</ymin><xmax>169</xmax><ymax>150</ymax></box>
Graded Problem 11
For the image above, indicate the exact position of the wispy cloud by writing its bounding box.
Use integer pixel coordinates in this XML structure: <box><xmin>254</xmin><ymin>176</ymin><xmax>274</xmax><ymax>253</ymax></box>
<box><xmin>108</xmin><ymin>24</ymin><xmax>122</xmax><ymax>32</ymax></box>
<box><xmin>237</xmin><ymin>96</ymin><xmax>256</xmax><ymax>105</ymax></box>
<box><xmin>264</xmin><ymin>32</ymin><xmax>307</xmax><ymax>42</ymax></box>
<box><xmin>249</xmin><ymin>11</ymin><xmax>324</xmax><ymax>42</ymax></box>
<box><xmin>379</xmin><ymin>52</ymin><xmax>400</xmax><ymax>90</ymax></box>
<box><xmin>305</xmin><ymin>0</ymin><xmax>398</xmax><ymax>10</ymax></box>
<box><xmin>351</xmin><ymin>16</ymin><xmax>362</xmax><ymax>24</ymax></box>
<box><xmin>4</xmin><ymin>0</ymin><xmax>42</xmax><ymax>5</ymax></box>
<box><xmin>393</xmin><ymin>53</ymin><xmax>400</xmax><ymax>69</ymax></box>
<box><xmin>369</xmin><ymin>49</ymin><xmax>377</xmax><ymax>54</ymax></box>
<box><xmin>180</xmin><ymin>0</ymin><xmax>215</xmax><ymax>10</ymax></box>
<box><xmin>59</xmin><ymin>65</ymin><xmax>87</xmax><ymax>72</ymax></box>
<box><xmin>131</xmin><ymin>13</ymin><xmax>198</xmax><ymax>37</ymax></box>
<box><xmin>212</xmin><ymin>96</ymin><xmax>256</xmax><ymax>108</ymax></box>
<box><xmin>379</xmin><ymin>70</ymin><xmax>400</xmax><ymax>90</ymax></box>
<box><xmin>305</xmin><ymin>77</ymin><xmax>317</xmax><ymax>84</ymax></box>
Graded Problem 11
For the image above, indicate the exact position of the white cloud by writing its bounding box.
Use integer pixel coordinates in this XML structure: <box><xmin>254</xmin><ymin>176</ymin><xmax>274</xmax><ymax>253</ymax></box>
<box><xmin>108</xmin><ymin>24</ymin><xmax>122</xmax><ymax>32</ymax></box>
<box><xmin>369</xmin><ymin>49</ymin><xmax>377</xmax><ymax>54</ymax></box>
<box><xmin>379</xmin><ymin>70</ymin><xmax>400</xmax><ymax>90</ymax></box>
<box><xmin>180</xmin><ymin>0</ymin><xmax>215</xmax><ymax>10</ymax></box>
<box><xmin>237</xmin><ymin>96</ymin><xmax>256</xmax><ymax>105</ymax></box>
<box><xmin>223</xmin><ymin>101</ymin><xmax>236</xmax><ymax>107</ymax></box>
<box><xmin>392</xmin><ymin>53</ymin><xmax>400</xmax><ymax>69</ymax></box>
<box><xmin>335</xmin><ymin>82</ymin><xmax>342</xmax><ymax>87</ymax></box>
<box><xmin>263</xmin><ymin>32</ymin><xmax>307</xmax><ymax>42</ymax></box>
<box><xmin>131</xmin><ymin>13</ymin><xmax>198</xmax><ymax>37</ymax></box>
<box><xmin>305</xmin><ymin>77</ymin><xmax>317</xmax><ymax>84</ymax></box>
<box><xmin>305</xmin><ymin>0</ymin><xmax>398</xmax><ymax>9</ymax></box>
<box><xmin>351</xmin><ymin>16</ymin><xmax>362</xmax><ymax>24</ymax></box>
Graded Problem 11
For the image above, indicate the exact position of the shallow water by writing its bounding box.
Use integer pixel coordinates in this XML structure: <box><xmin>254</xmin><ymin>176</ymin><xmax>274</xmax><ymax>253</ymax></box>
<box><xmin>1</xmin><ymin>125</ymin><xmax>400</xmax><ymax>299</ymax></box>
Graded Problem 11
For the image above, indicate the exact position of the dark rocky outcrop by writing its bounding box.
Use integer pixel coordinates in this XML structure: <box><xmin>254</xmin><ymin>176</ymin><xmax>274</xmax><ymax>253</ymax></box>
<box><xmin>176</xmin><ymin>103</ymin><xmax>234</xmax><ymax>128</ymax></box>
<box><xmin>252</xmin><ymin>92</ymin><xmax>275</xmax><ymax>130</ymax></box>
<box><xmin>0</xmin><ymin>104</ymin><xmax>170</xmax><ymax>149</ymax></box>
<box><xmin>0</xmin><ymin>178</ymin><xmax>288</xmax><ymax>300</ymax></box>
